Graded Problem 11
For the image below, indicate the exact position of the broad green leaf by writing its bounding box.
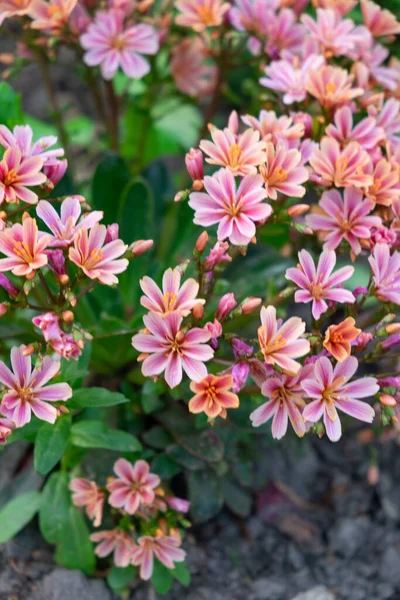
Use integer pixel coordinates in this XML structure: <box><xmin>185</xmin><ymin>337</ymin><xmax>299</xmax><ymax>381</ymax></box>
<box><xmin>34</xmin><ymin>416</ymin><xmax>71</xmax><ymax>475</ymax></box>
<box><xmin>151</xmin><ymin>560</ymin><xmax>174</xmax><ymax>594</ymax></box>
<box><xmin>55</xmin><ymin>505</ymin><xmax>95</xmax><ymax>574</ymax></box>
<box><xmin>71</xmin><ymin>420</ymin><xmax>141</xmax><ymax>452</ymax></box>
<box><xmin>0</xmin><ymin>82</ymin><xmax>23</xmax><ymax>129</ymax></box>
<box><xmin>59</xmin><ymin>343</ymin><xmax>91</xmax><ymax>386</ymax></box>
<box><xmin>107</xmin><ymin>565</ymin><xmax>136</xmax><ymax>591</ymax></box>
<box><xmin>151</xmin><ymin>454</ymin><xmax>182</xmax><ymax>479</ymax></box>
<box><xmin>68</xmin><ymin>387</ymin><xmax>129</xmax><ymax>409</ymax></box>
<box><xmin>65</xmin><ymin>115</ymin><xmax>95</xmax><ymax>146</ymax></box>
<box><xmin>91</xmin><ymin>153</ymin><xmax>131</xmax><ymax>223</ymax></box>
<box><xmin>0</xmin><ymin>491</ymin><xmax>41</xmax><ymax>543</ymax></box>
<box><xmin>142</xmin><ymin>426</ymin><xmax>172</xmax><ymax>449</ymax></box>
<box><xmin>221</xmin><ymin>480</ymin><xmax>252</xmax><ymax>518</ymax></box>
<box><xmin>188</xmin><ymin>470</ymin><xmax>223</xmax><ymax>523</ymax></box>
<box><xmin>171</xmin><ymin>562</ymin><xmax>191</xmax><ymax>586</ymax></box>
<box><xmin>7</xmin><ymin>417</ymin><xmax>41</xmax><ymax>443</ymax></box>
<box><xmin>155</xmin><ymin>104</ymin><xmax>202</xmax><ymax>149</ymax></box>
<box><xmin>39</xmin><ymin>471</ymin><xmax>71</xmax><ymax>544</ymax></box>
<box><xmin>166</xmin><ymin>445</ymin><xmax>204</xmax><ymax>471</ymax></box>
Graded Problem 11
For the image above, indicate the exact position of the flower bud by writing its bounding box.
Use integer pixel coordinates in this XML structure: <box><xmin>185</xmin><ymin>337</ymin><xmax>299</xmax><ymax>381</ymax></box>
<box><xmin>192</xmin><ymin>302</ymin><xmax>204</xmax><ymax>319</ymax></box>
<box><xmin>354</xmin><ymin>332</ymin><xmax>373</xmax><ymax>350</ymax></box>
<box><xmin>0</xmin><ymin>418</ymin><xmax>15</xmax><ymax>445</ymax></box>
<box><xmin>22</xmin><ymin>344</ymin><xmax>35</xmax><ymax>356</ymax></box>
<box><xmin>132</xmin><ymin>239</ymin><xmax>154</xmax><ymax>256</ymax></box>
<box><xmin>59</xmin><ymin>274</ymin><xmax>69</xmax><ymax>285</ymax></box>
<box><xmin>378</xmin><ymin>376</ymin><xmax>400</xmax><ymax>389</ymax></box>
<box><xmin>192</xmin><ymin>180</ymin><xmax>203</xmax><ymax>191</ymax></box>
<box><xmin>0</xmin><ymin>303</ymin><xmax>7</xmax><ymax>317</ymax></box>
<box><xmin>241</xmin><ymin>297</ymin><xmax>262</xmax><ymax>315</ymax></box>
<box><xmin>231</xmin><ymin>361</ymin><xmax>250</xmax><ymax>392</ymax></box>
<box><xmin>43</xmin><ymin>158</ymin><xmax>68</xmax><ymax>189</ymax></box>
<box><xmin>379</xmin><ymin>393</ymin><xmax>397</xmax><ymax>407</ymax></box>
<box><xmin>185</xmin><ymin>148</ymin><xmax>204</xmax><ymax>181</ymax></box>
<box><xmin>0</xmin><ymin>274</ymin><xmax>19</xmax><ymax>298</ymax></box>
<box><xmin>195</xmin><ymin>231</ymin><xmax>208</xmax><ymax>253</ymax></box>
<box><xmin>62</xmin><ymin>310</ymin><xmax>74</xmax><ymax>323</ymax></box>
<box><xmin>386</xmin><ymin>323</ymin><xmax>400</xmax><ymax>334</ymax></box>
<box><xmin>216</xmin><ymin>293</ymin><xmax>237</xmax><ymax>321</ymax></box>
<box><xmin>367</xmin><ymin>465</ymin><xmax>379</xmax><ymax>486</ymax></box>
<box><xmin>105</xmin><ymin>223</ymin><xmax>119</xmax><ymax>243</ymax></box>
<box><xmin>353</xmin><ymin>286</ymin><xmax>369</xmax><ymax>298</ymax></box>
<box><xmin>287</xmin><ymin>204</ymin><xmax>310</xmax><ymax>218</ymax></box>
<box><xmin>382</xmin><ymin>333</ymin><xmax>400</xmax><ymax>350</ymax></box>
<box><xmin>165</xmin><ymin>496</ymin><xmax>190</xmax><ymax>513</ymax></box>
<box><xmin>46</xmin><ymin>249</ymin><xmax>66</xmax><ymax>277</ymax></box>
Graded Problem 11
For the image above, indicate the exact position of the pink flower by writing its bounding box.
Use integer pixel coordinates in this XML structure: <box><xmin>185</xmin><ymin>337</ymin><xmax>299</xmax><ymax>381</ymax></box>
<box><xmin>0</xmin><ymin>147</ymin><xmax>46</xmax><ymax>205</ymax></box>
<box><xmin>365</xmin><ymin>158</ymin><xmax>400</xmax><ymax>207</ymax></box>
<box><xmin>132</xmin><ymin>312</ymin><xmax>213</xmax><ymax>388</ymax></box>
<box><xmin>0</xmin><ymin>346</ymin><xmax>72</xmax><ymax>427</ymax></box>
<box><xmin>51</xmin><ymin>334</ymin><xmax>83</xmax><ymax>360</ymax></box>
<box><xmin>28</xmin><ymin>0</ymin><xmax>77</xmax><ymax>32</ymax></box>
<box><xmin>131</xmin><ymin>535</ymin><xmax>186</xmax><ymax>580</ymax></box>
<box><xmin>260</xmin><ymin>54</ymin><xmax>324</xmax><ymax>104</ymax></box>
<box><xmin>69</xmin><ymin>478</ymin><xmax>104</xmax><ymax>527</ymax></box>
<box><xmin>229</xmin><ymin>0</ymin><xmax>273</xmax><ymax>39</ymax></box>
<box><xmin>140</xmin><ymin>268</ymin><xmax>204</xmax><ymax>317</ymax></box>
<box><xmin>0</xmin><ymin>124</ymin><xmax>64</xmax><ymax>164</ymax></box>
<box><xmin>0</xmin><ymin>0</ymin><xmax>32</xmax><ymax>25</ymax></box>
<box><xmin>215</xmin><ymin>292</ymin><xmax>236</xmax><ymax>320</ymax></box>
<box><xmin>286</xmin><ymin>249</ymin><xmax>355</xmax><ymax>320</ymax></box>
<box><xmin>43</xmin><ymin>159</ymin><xmax>68</xmax><ymax>189</ymax></box>
<box><xmin>325</xmin><ymin>106</ymin><xmax>384</xmax><ymax>150</ymax></box>
<box><xmin>306</xmin><ymin>187</ymin><xmax>381</xmax><ymax>255</ymax></box>
<box><xmin>0</xmin><ymin>216</ymin><xmax>50</xmax><ymax>277</ymax></box>
<box><xmin>309</xmin><ymin>137</ymin><xmax>373</xmax><ymax>188</ymax></box>
<box><xmin>203</xmin><ymin>241</ymin><xmax>231</xmax><ymax>270</ymax></box>
<box><xmin>203</xmin><ymin>319</ymin><xmax>222</xmax><ymax>349</ymax></box>
<box><xmin>313</xmin><ymin>0</ymin><xmax>356</xmax><ymax>16</ymax></box>
<box><xmin>185</xmin><ymin>148</ymin><xmax>204</xmax><ymax>181</ymax></box>
<box><xmin>32</xmin><ymin>312</ymin><xmax>62</xmax><ymax>342</ymax></box>
<box><xmin>171</xmin><ymin>37</ymin><xmax>217</xmax><ymax>98</ymax></box>
<box><xmin>91</xmin><ymin>529</ymin><xmax>135</xmax><ymax>567</ymax></box>
<box><xmin>37</xmin><ymin>196</ymin><xmax>103</xmax><ymax>246</ymax></box>
<box><xmin>165</xmin><ymin>496</ymin><xmax>190</xmax><ymax>513</ymax></box>
<box><xmin>199</xmin><ymin>127</ymin><xmax>266</xmax><ymax>176</ymax></box>
<box><xmin>0</xmin><ymin>417</ymin><xmax>15</xmax><ymax>445</ymax></box>
<box><xmin>107</xmin><ymin>458</ymin><xmax>160</xmax><ymax>514</ymax></box>
<box><xmin>259</xmin><ymin>143</ymin><xmax>308</xmax><ymax>200</ymax></box>
<box><xmin>372</xmin><ymin>98</ymin><xmax>400</xmax><ymax>149</ymax></box>
<box><xmin>250</xmin><ymin>365</ymin><xmax>313</xmax><ymax>439</ymax></box>
<box><xmin>175</xmin><ymin>0</ymin><xmax>230</xmax><ymax>31</ymax></box>
<box><xmin>361</xmin><ymin>0</ymin><xmax>400</xmax><ymax>38</ymax></box>
<box><xmin>80</xmin><ymin>10</ymin><xmax>158</xmax><ymax>80</ymax></box>
<box><xmin>258</xmin><ymin>305</ymin><xmax>310</xmax><ymax>374</ymax></box>
<box><xmin>305</xmin><ymin>65</ymin><xmax>364</xmax><ymax>109</ymax></box>
<box><xmin>302</xmin><ymin>356</ymin><xmax>378</xmax><ymax>442</ymax></box>
<box><xmin>302</xmin><ymin>8</ymin><xmax>358</xmax><ymax>58</ymax></box>
<box><xmin>265</xmin><ymin>8</ymin><xmax>305</xmax><ymax>59</ymax></box>
<box><xmin>69</xmin><ymin>224</ymin><xmax>128</xmax><ymax>285</ymax></box>
<box><xmin>369</xmin><ymin>243</ymin><xmax>400</xmax><ymax>304</ymax></box>
<box><xmin>242</xmin><ymin>110</ymin><xmax>305</xmax><ymax>147</ymax></box>
<box><xmin>189</xmin><ymin>168</ymin><xmax>271</xmax><ymax>246</ymax></box>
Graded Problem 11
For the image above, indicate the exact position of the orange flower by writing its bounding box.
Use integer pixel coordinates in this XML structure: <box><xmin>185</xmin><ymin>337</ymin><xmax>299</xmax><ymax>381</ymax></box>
<box><xmin>189</xmin><ymin>373</ymin><xmax>239</xmax><ymax>419</ymax></box>
<box><xmin>323</xmin><ymin>317</ymin><xmax>361</xmax><ymax>362</ymax></box>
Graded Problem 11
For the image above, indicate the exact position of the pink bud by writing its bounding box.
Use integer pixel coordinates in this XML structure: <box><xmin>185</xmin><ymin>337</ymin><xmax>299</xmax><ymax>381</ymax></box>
<box><xmin>132</xmin><ymin>239</ymin><xmax>154</xmax><ymax>256</ymax></box>
<box><xmin>0</xmin><ymin>303</ymin><xmax>8</xmax><ymax>317</ymax></box>
<box><xmin>354</xmin><ymin>332</ymin><xmax>373</xmax><ymax>350</ymax></box>
<box><xmin>231</xmin><ymin>338</ymin><xmax>253</xmax><ymax>358</ymax></box>
<box><xmin>379</xmin><ymin>393</ymin><xmax>397</xmax><ymax>407</ymax></box>
<box><xmin>105</xmin><ymin>223</ymin><xmax>119</xmax><ymax>243</ymax></box>
<box><xmin>0</xmin><ymin>274</ymin><xmax>19</xmax><ymax>298</ymax></box>
<box><xmin>185</xmin><ymin>148</ymin><xmax>204</xmax><ymax>181</ymax></box>
<box><xmin>43</xmin><ymin>158</ymin><xmax>68</xmax><ymax>189</ymax></box>
<box><xmin>287</xmin><ymin>204</ymin><xmax>310</xmax><ymax>218</ymax></box>
<box><xmin>228</xmin><ymin>110</ymin><xmax>239</xmax><ymax>134</ymax></box>
<box><xmin>231</xmin><ymin>361</ymin><xmax>250</xmax><ymax>392</ymax></box>
<box><xmin>382</xmin><ymin>333</ymin><xmax>400</xmax><ymax>350</ymax></box>
<box><xmin>165</xmin><ymin>496</ymin><xmax>190</xmax><ymax>513</ymax></box>
<box><xmin>241</xmin><ymin>297</ymin><xmax>262</xmax><ymax>315</ymax></box>
<box><xmin>367</xmin><ymin>465</ymin><xmax>379</xmax><ymax>486</ymax></box>
<box><xmin>46</xmin><ymin>249</ymin><xmax>66</xmax><ymax>277</ymax></box>
<box><xmin>0</xmin><ymin>418</ymin><xmax>15</xmax><ymax>445</ymax></box>
<box><xmin>195</xmin><ymin>231</ymin><xmax>208</xmax><ymax>252</ymax></box>
<box><xmin>216</xmin><ymin>293</ymin><xmax>237</xmax><ymax>321</ymax></box>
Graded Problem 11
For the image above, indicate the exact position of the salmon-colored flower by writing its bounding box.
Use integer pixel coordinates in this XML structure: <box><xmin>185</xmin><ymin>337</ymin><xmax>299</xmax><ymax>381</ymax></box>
<box><xmin>286</xmin><ymin>249</ymin><xmax>355</xmax><ymax>320</ymax></box>
<box><xmin>0</xmin><ymin>216</ymin><xmax>50</xmax><ymax>277</ymax></box>
<box><xmin>199</xmin><ymin>127</ymin><xmax>266</xmax><ymax>176</ymax></box>
<box><xmin>131</xmin><ymin>535</ymin><xmax>186</xmax><ymax>580</ymax></box>
<box><xmin>323</xmin><ymin>317</ymin><xmax>361</xmax><ymax>362</ymax></box>
<box><xmin>305</xmin><ymin>65</ymin><xmax>364</xmax><ymax>109</ymax></box>
<box><xmin>69</xmin><ymin>478</ymin><xmax>104</xmax><ymax>527</ymax></box>
<box><xmin>309</xmin><ymin>137</ymin><xmax>373</xmax><ymax>188</ymax></box>
<box><xmin>107</xmin><ymin>458</ymin><xmax>160</xmax><ymax>514</ymax></box>
<box><xmin>91</xmin><ymin>529</ymin><xmax>135</xmax><ymax>567</ymax></box>
<box><xmin>171</xmin><ymin>37</ymin><xmax>217</xmax><ymax>98</ymax></box>
<box><xmin>259</xmin><ymin>142</ymin><xmax>308</xmax><ymax>200</ymax></box>
<box><xmin>175</xmin><ymin>0</ymin><xmax>230</xmax><ymax>31</ymax></box>
<box><xmin>69</xmin><ymin>224</ymin><xmax>128</xmax><ymax>285</ymax></box>
<box><xmin>258</xmin><ymin>305</ymin><xmax>310</xmax><ymax>375</ymax></box>
<box><xmin>0</xmin><ymin>147</ymin><xmax>46</xmax><ymax>205</ymax></box>
<box><xmin>361</xmin><ymin>0</ymin><xmax>400</xmax><ymax>38</ymax></box>
<box><xmin>189</xmin><ymin>373</ymin><xmax>239</xmax><ymax>419</ymax></box>
<box><xmin>302</xmin><ymin>356</ymin><xmax>378</xmax><ymax>442</ymax></box>
<box><xmin>140</xmin><ymin>268</ymin><xmax>204</xmax><ymax>317</ymax></box>
<box><xmin>365</xmin><ymin>158</ymin><xmax>400</xmax><ymax>207</ymax></box>
<box><xmin>313</xmin><ymin>0</ymin><xmax>356</xmax><ymax>16</ymax></box>
<box><xmin>29</xmin><ymin>0</ymin><xmax>77</xmax><ymax>32</ymax></box>
<box><xmin>306</xmin><ymin>187</ymin><xmax>381</xmax><ymax>255</ymax></box>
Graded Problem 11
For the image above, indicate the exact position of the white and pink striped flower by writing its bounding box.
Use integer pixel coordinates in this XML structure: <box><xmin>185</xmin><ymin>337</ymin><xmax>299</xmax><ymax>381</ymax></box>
<box><xmin>91</xmin><ymin>529</ymin><xmax>135</xmax><ymax>567</ymax></box>
<box><xmin>140</xmin><ymin>268</ymin><xmax>204</xmax><ymax>317</ymax></box>
<box><xmin>259</xmin><ymin>143</ymin><xmax>308</xmax><ymax>200</ymax></box>
<box><xmin>199</xmin><ymin>127</ymin><xmax>266</xmax><ymax>176</ymax></box>
<box><xmin>0</xmin><ymin>216</ymin><xmax>50</xmax><ymax>277</ymax></box>
<box><xmin>131</xmin><ymin>535</ymin><xmax>186</xmax><ymax>580</ymax></box>
<box><xmin>0</xmin><ymin>147</ymin><xmax>46</xmax><ymax>205</ymax></box>
<box><xmin>107</xmin><ymin>458</ymin><xmax>160</xmax><ymax>515</ymax></box>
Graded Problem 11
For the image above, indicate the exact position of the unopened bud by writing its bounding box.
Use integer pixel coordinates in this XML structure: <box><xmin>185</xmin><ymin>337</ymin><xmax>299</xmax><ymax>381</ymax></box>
<box><xmin>0</xmin><ymin>211</ymin><xmax>7</xmax><ymax>220</ymax></box>
<box><xmin>241</xmin><ymin>297</ymin><xmax>262</xmax><ymax>315</ymax></box>
<box><xmin>185</xmin><ymin>148</ymin><xmax>204</xmax><ymax>181</ymax></box>
<box><xmin>77</xmin><ymin>339</ymin><xmax>85</xmax><ymax>349</ymax></box>
<box><xmin>25</xmin><ymin>270</ymin><xmax>36</xmax><ymax>281</ymax></box>
<box><xmin>195</xmin><ymin>231</ymin><xmax>208</xmax><ymax>253</ymax></box>
<box><xmin>137</xmin><ymin>352</ymin><xmax>149</xmax><ymax>362</ymax></box>
<box><xmin>0</xmin><ymin>303</ymin><xmax>8</xmax><ymax>317</ymax></box>
<box><xmin>175</xmin><ymin>260</ymin><xmax>190</xmax><ymax>275</ymax></box>
<box><xmin>192</xmin><ymin>180</ymin><xmax>203</xmax><ymax>191</ymax></box>
<box><xmin>59</xmin><ymin>274</ymin><xmax>69</xmax><ymax>285</ymax></box>
<box><xmin>367</xmin><ymin>465</ymin><xmax>379</xmax><ymax>486</ymax></box>
<box><xmin>58</xmin><ymin>404</ymin><xmax>70</xmax><ymax>415</ymax></box>
<box><xmin>174</xmin><ymin>189</ymin><xmax>190</xmax><ymax>203</ymax></box>
<box><xmin>137</xmin><ymin>0</ymin><xmax>154</xmax><ymax>11</ymax></box>
<box><xmin>379</xmin><ymin>393</ymin><xmax>397</xmax><ymax>407</ymax></box>
<box><xmin>386</xmin><ymin>323</ymin><xmax>400</xmax><ymax>334</ymax></box>
<box><xmin>22</xmin><ymin>344</ymin><xmax>35</xmax><ymax>356</ymax></box>
<box><xmin>287</xmin><ymin>204</ymin><xmax>310</xmax><ymax>218</ymax></box>
<box><xmin>279</xmin><ymin>286</ymin><xmax>295</xmax><ymax>299</ymax></box>
<box><xmin>216</xmin><ymin>293</ymin><xmax>237</xmax><ymax>321</ymax></box>
<box><xmin>192</xmin><ymin>303</ymin><xmax>204</xmax><ymax>319</ymax></box>
<box><xmin>132</xmin><ymin>239</ymin><xmax>154</xmax><ymax>256</ymax></box>
<box><xmin>62</xmin><ymin>310</ymin><xmax>74</xmax><ymax>323</ymax></box>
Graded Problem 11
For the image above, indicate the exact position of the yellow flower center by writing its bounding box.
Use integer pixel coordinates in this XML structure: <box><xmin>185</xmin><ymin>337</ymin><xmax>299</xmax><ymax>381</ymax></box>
<box><xmin>111</xmin><ymin>35</ymin><xmax>126</xmax><ymax>50</ymax></box>
<box><xmin>335</xmin><ymin>156</ymin><xmax>348</xmax><ymax>174</ymax></box>
<box><xmin>227</xmin><ymin>144</ymin><xmax>242</xmax><ymax>169</ymax></box>
<box><xmin>16</xmin><ymin>386</ymin><xmax>34</xmax><ymax>403</ymax></box>
<box><xmin>325</xmin><ymin>82</ymin><xmax>336</xmax><ymax>95</ymax></box>
<box><xmin>196</xmin><ymin>4</ymin><xmax>216</xmax><ymax>25</ymax></box>
<box><xmin>84</xmin><ymin>248</ymin><xmax>104</xmax><ymax>270</ymax></box>
<box><xmin>370</xmin><ymin>178</ymin><xmax>382</xmax><ymax>194</ymax></box>
<box><xmin>4</xmin><ymin>169</ymin><xmax>18</xmax><ymax>187</ymax></box>
<box><xmin>340</xmin><ymin>219</ymin><xmax>352</xmax><ymax>232</ymax></box>
<box><xmin>163</xmin><ymin>292</ymin><xmax>177</xmax><ymax>311</ymax></box>
<box><xmin>272</xmin><ymin>166</ymin><xmax>288</xmax><ymax>183</ymax></box>
<box><xmin>47</xmin><ymin>5</ymin><xmax>62</xmax><ymax>16</ymax></box>
<box><xmin>310</xmin><ymin>282</ymin><xmax>324</xmax><ymax>300</ymax></box>
<box><xmin>13</xmin><ymin>241</ymin><xmax>35</xmax><ymax>263</ymax></box>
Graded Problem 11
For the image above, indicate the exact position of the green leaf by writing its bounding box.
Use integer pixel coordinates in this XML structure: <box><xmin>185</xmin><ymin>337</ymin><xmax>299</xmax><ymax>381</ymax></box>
<box><xmin>151</xmin><ymin>559</ymin><xmax>174</xmax><ymax>594</ymax></box>
<box><xmin>151</xmin><ymin>454</ymin><xmax>182</xmax><ymax>479</ymax></box>
<box><xmin>171</xmin><ymin>562</ymin><xmax>191</xmax><ymax>586</ymax></box>
<box><xmin>65</xmin><ymin>115</ymin><xmax>95</xmax><ymax>146</ymax></box>
<box><xmin>59</xmin><ymin>343</ymin><xmax>91</xmax><ymax>386</ymax></box>
<box><xmin>34</xmin><ymin>416</ymin><xmax>71</xmax><ymax>476</ymax></box>
<box><xmin>39</xmin><ymin>471</ymin><xmax>71</xmax><ymax>544</ymax></box>
<box><xmin>91</xmin><ymin>153</ymin><xmax>131</xmax><ymax>223</ymax></box>
<box><xmin>71</xmin><ymin>420</ymin><xmax>142</xmax><ymax>452</ymax></box>
<box><xmin>221</xmin><ymin>480</ymin><xmax>252</xmax><ymax>518</ymax></box>
<box><xmin>7</xmin><ymin>417</ymin><xmax>41</xmax><ymax>444</ymax></box>
<box><xmin>154</xmin><ymin>104</ymin><xmax>202</xmax><ymax>149</ymax></box>
<box><xmin>0</xmin><ymin>82</ymin><xmax>23</xmax><ymax>129</ymax></box>
<box><xmin>0</xmin><ymin>491</ymin><xmax>41</xmax><ymax>543</ymax></box>
<box><xmin>56</xmin><ymin>505</ymin><xmax>95</xmax><ymax>574</ymax></box>
<box><xmin>107</xmin><ymin>565</ymin><xmax>136</xmax><ymax>591</ymax></box>
<box><xmin>142</xmin><ymin>426</ymin><xmax>172</xmax><ymax>449</ymax></box>
<box><xmin>166</xmin><ymin>445</ymin><xmax>204</xmax><ymax>470</ymax></box>
<box><xmin>188</xmin><ymin>470</ymin><xmax>223</xmax><ymax>523</ymax></box>
<box><xmin>68</xmin><ymin>387</ymin><xmax>129</xmax><ymax>409</ymax></box>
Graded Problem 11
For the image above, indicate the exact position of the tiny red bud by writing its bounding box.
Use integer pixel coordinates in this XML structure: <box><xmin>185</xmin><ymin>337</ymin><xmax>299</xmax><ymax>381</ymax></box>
<box><xmin>379</xmin><ymin>393</ymin><xmax>397</xmax><ymax>407</ymax></box>
<box><xmin>192</xmin><ymin>303</ymin><xmax>204</xmax><ymax>319</ymax></box>
<box><xmin>287</xmin><ymin>204</ymin><xmax>310</xmax><ymax>217</ymax></box>
<box><xmin>22</xmin><ymin>344</ymin><xmax>35</xmax><ymax>357</ymax></box>
<box><xmin>386</xmin><ymin>323</ymin><xmax>400</xmax><ymax>334</ymax></box>
<box><xmin>62</xmin><ymin>310</ymin><xmax>74</xmax><ymax>323</ymax></box>
<box><xmin>0</xmin><ymin>303</ymin><xmax>8</xmax><ymax>317</ymax></box>
<box><xmin>195</xmin><ymin>231</ymin><xmax>208</xmax><ymax>252</ymax></box>
<box><xmin>59</xmin><ymin>274</ymin><xmax>69</xmax><ymax>285</ymax></box>
<box><xmin>241</xmin><ymin>297</ymin><xmax>262</xmax><ymax>315</ymax></box>
<box><xmin>132</xmin><ymin>239</ymin><xmax>154</xmax><ymax>256</ymax></box>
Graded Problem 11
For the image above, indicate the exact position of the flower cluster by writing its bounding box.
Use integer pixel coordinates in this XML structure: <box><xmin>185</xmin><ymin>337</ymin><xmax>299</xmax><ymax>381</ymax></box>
<box><xmin>70</xmin><ymin>458</ymin><xmax>188</xmax><ymax>580</ymax></box>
